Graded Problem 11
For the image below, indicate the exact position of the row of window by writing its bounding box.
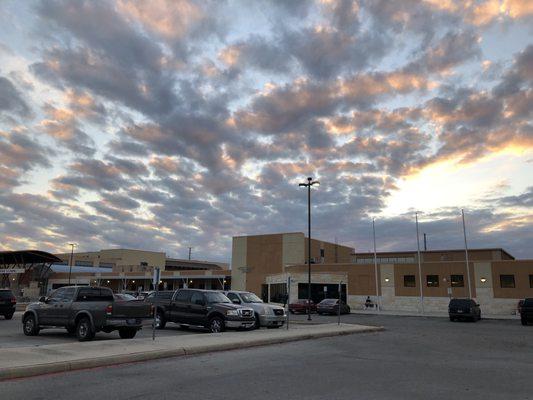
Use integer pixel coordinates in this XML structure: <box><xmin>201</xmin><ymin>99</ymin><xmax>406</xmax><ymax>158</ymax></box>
<box><xmin>356</xmin><ymin>257</ymin><xmax>415</xmax><ymax>264</ymax></box>
<box><xmin>402</xmin><ymin>274</ymin><xmax>533</xmax><ymax>289</ymax></box>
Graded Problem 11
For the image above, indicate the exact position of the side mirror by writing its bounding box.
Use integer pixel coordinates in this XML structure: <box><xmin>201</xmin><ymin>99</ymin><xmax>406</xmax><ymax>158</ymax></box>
<box><xmin>39</xmin><ymin>296</ymin><xmax>47</xmax><ymax>303</ymax></box>
<box><xmin>232</xmin><ymin>299</ymin><xmax>241</xmax><ymax>304</ymax></box>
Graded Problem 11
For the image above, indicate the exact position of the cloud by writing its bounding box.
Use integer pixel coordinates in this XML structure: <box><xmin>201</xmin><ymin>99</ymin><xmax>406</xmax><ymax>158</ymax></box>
<box><xmin>0</xmin><ymin>76</ymin><xmax>31</xmax><ymax>119</ymax></box>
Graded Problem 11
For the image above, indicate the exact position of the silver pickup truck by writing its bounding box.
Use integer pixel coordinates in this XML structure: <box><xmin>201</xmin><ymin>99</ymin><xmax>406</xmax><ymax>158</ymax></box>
<box><xmin>223</xmin><ymin>290</ymin><xmax>286</xmax><ymax>329</ymax></box>
<box><xmin>22</xmin><ymin>286</ymin><xmax>153</xmax><ymax>341</ymax></box>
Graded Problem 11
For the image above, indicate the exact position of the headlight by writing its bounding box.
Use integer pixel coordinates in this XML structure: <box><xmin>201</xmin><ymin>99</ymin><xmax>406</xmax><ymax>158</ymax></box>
<box><xmin>226</xmin><ymin>309</ymin><xmax>239</xmax><ymax>316</ymax></box>
<box><xmin>261</xmin><ymin>306</ymin><xmax>272</xmax><ymax>315</ymax></box>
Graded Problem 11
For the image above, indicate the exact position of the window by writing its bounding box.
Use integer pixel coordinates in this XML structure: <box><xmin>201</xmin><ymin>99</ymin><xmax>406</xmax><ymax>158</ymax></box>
<box><xmin>76</xmin><ymin>288</ymin><xmax>114</xmax><ymax>302</ymax></box>
<box><xmin>156</xmin><ymin>291</ymin><xmax>173</xmax><ymax>299</ymax></box>
<box><xmin>227</xmin><ymin>293</ymin><xmax>240</xmax><ymax>303</ymax></box>
<box><xmin>174</xmin><ymin>290</ymin><xmax>192</xmax><ymax>302</ymax></box>
<box><xmin>450</xmin><ymin>275</ymin><xmax>464</xmax><ymax>287</ymax></box>
<box><xmin>60</xmin><ymin>287</ymin><xmax>76</xmax><ymax>302</ymax></box>
<box><xmin>190</xmin><ymin>292</ymin><xmax>205</xmax><ymax>306</ymax></box>
<box><xmin>500</xmin><ymin>275</ymin><xmax>515</xmax><ymax>288</ymax></box>
<box><xmin>529</xmin><ymin>275</ymin><xmax>533</xmax><ymax>289</ymax></box>
<box><xmin>404</xmin><ymin>275</ymin><xmax>416</xmax><ymax>287</ymax></box>
<box><xmin>426</xmin><ymin>275</ymin><xmax>439</xmax><ymax>287</ymax></box>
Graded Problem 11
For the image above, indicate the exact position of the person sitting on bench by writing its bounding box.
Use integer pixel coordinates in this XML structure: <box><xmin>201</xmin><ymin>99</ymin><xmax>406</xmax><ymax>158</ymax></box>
<box><xmin>365</xmin><ymin>296</ymin><xmax>374</xmax><ymax>309</ymax></box>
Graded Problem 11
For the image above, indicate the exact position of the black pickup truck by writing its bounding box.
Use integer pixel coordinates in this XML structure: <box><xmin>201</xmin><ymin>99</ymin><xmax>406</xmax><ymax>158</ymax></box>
<box><xmin>146</xmin><ymin>289</ymin><xmax>255</xmax><ymax>333</ymax></box>
<box><xmin>520</xmin><ymin>298</ymin><xmax>533</xmax><ymax>326</ymax></box>
<box><xmin>22</xmin><ymin>286</ymin><xmax>153</xmax><ymax>341</ymax></box>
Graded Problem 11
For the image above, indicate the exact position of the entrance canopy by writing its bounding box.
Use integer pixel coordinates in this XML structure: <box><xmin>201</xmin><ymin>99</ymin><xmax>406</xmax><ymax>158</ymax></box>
<box><xmin>0</xmin><ymin>250</ymin><xmax>61</xmax><ymax>268</ymax></box>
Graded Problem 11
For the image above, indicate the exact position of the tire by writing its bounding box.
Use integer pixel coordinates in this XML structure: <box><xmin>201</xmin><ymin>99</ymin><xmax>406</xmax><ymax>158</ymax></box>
<box><xmin>4</xmin><ymin>313</ymin><xmax>13</xmax><ymax>320</ymax></box>
<box><xmin>66</xmin><ymin>326</ymin><xmax>76</xmax><ymax>335</ymax></box>
<box><xmin>254</xmin><ymin>313</ymin><xmax>261</xmax><ymax>329</ymax></box>
<box><xmin>76</xmin><ymin>317</ymin><xmax>95</xmax><ymax>341</ymax></box>
<box><xmin>208</xmin><ymin>316</ymin><xmax>224</xmax><ymax>333</ymax></box>
<box><xmin>118</xmin><ymin>328</ymin><xmax>137</xmax><ymax>339</ymax></box>
<box><xmin>155</xmin><ymin>311</ymin><xmax>166</xmax><ymax>330</ymax></box>
<box><xmin>449</xmin><ymin>316</ymin><xmax>455</xmax><ymax>322</ymax></box>
<box><xmin>23</xmin><ymin>314</ymin><xmax>39</xmax><ymax>336</ymax></box>
<box><xmin>522</xmin><ymin>318</ymin><xmax>527</xmax><ymax>326</ymax></box>
<box><xmin>179</xmin><ymin>324</ymin><xmax>190</xmax><ymax>330</ymax></box>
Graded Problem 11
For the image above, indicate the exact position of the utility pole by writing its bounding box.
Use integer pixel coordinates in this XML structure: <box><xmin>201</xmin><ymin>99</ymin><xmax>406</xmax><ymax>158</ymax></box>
<box><xmin>415</xmin><ymin>213</ymin><xmax>424</xmax><ymax>314</ymax></box>
<box><xmin>462</xmin><ymin>209</ymin><xmax>472</xmax><ymax>299</ymax></box>
<box><xmin>68</xmin><ymin>243</ymin><xmax>76</xmax><ymax>285</ymax></box>
<box><xmin>372</xmin><ymin>218</ymin><xmax>380</xmax><ymax>312</ymax></box>
<box><xmin>188</xmin><ymin>247</ymin><xmax>192</xmax><ymax>261</ymax></box>
<box><xmin>423</xmin><ymin>233</ymin><xmax>427</xmax><ymax>251</ymax></box>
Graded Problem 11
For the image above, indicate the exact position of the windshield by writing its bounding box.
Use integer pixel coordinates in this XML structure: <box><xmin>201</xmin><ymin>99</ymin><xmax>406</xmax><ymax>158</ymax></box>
<box><xmin>241</xmin><ymin>293</ymin><xmax>263</xmax><ymax>303</ymax></box>
<box><xmin>320</xmin><ymin>299</ymin><xmax>337</xmax><ymax>305</ymax></box>
<box><xmin>206</xmin><ymin>292</ymin><xmax>231</xmax><ymax>304</ymax></box>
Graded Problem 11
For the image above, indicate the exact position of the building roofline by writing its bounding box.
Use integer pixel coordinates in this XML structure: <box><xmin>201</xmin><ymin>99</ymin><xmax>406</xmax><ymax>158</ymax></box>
<box><xmin>354</xmin><ymin>248</ymin><xmax>515</xmax><ymax>260</ymax></box>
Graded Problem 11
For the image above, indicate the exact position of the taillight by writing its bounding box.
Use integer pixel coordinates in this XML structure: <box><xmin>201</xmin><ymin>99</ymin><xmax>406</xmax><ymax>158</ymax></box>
<box><xmin>106</xmin><ymin>304</ymin><xmax>113</xmax><ymax>315</ymax></box>
<box><xmin>11</xmin><ymin>298</ymin><xmax>16</xmax><ymax>303</ymax></box>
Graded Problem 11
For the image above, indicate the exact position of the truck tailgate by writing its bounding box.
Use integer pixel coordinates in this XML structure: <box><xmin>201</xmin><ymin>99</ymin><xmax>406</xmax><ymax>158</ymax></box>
<box><xmin>112</xmin><ymin>301</ymin><xmax>152</xmax><ymax>319</ymax></box>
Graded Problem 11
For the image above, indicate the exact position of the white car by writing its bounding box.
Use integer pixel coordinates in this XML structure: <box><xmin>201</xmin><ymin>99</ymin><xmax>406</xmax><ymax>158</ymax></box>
<box><xmin>223</xmin><ymin>291</ymin><xmax>286</xmax><ymax>329</ymax></box>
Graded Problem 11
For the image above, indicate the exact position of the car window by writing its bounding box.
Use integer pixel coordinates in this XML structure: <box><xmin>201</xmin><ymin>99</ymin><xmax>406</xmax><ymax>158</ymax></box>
<box><xmin>157</xmin><ymin>291</ymin><xmax>173</xmax><ymax>299</ymax></box>
<box><xmin>206</xmin><ymin>292</ymin><xmax>231</xmax><ymax>304</ymax></box>
<box><xmin>61</xmin><ymin>287</ymin><xmax>76</xmax><ymax>302</ymax></box>
<box><xmin>240</xmin><ymin>292</ymin><xmax>263</xmax><ymax>303</ymax></box>
<box><xmin>175</xmin><ymin>290</ymin><xmax>192</xmax><ymax>302</ymax></box>
<box><xmin>76</xmin><ymin>288</ymin><xmax>114</xmax><ymax>302</ymax></box>
<box><xmin>146</xmin><ymin>292</ymin><xmax>155</xmax><ymax>299</ymax></box>
<box><xmin>0</xmin><ymin>290</ymin><xmax>14</xmax><ymax>299</ymax></box>
<box><xmin>227</xmin><ymin>293</ymin><xmax>240</xmax><ymax>303</ymax></box>
<box><xmin>190</xmin><ymin>292</ymin><xmax>206</xmax><ymax>306</ymax></box>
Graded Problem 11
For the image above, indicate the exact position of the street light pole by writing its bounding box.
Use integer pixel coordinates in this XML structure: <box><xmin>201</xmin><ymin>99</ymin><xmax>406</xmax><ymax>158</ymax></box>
<box><xmin>462</xmin><ymin>209</ymin><xmax>472</xmax><ymax>299</ymax></box>
<box><xmin>299</xmin><ymin>177</ymin><xmax>319</xmax><ymax>321</ymax></box>
<box><xmin>68</xmin><ymin>243</ymin><xmax>76</xmax><ymax>285</ymax></box>
<box><xmin>415</xmin><ymin>213</ymin><xmax>424</xmax><ymax>314</ymax></box>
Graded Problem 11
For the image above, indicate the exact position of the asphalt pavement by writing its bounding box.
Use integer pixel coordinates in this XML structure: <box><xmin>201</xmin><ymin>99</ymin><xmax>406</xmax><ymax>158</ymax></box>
<box><xmin>0</xmin><ymin>312</ymin><xmax>196</xmax><ymax>348</ymax></box>
<box><xmin>2</xmin><ymin>313</ymin><xmax>532</xmax><ymax>400</ymax></box>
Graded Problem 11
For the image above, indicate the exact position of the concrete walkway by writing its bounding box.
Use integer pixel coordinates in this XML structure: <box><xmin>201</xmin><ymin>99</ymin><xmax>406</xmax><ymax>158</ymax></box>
<box><xmin>349</xmin><ymin>309</ymin><xmax>519</xmax><ymax>319</ymax></box>
<box><xmin>0</xmin><ymin>323</ymin><xmax>382</xmax><ymax>380</ymax></box>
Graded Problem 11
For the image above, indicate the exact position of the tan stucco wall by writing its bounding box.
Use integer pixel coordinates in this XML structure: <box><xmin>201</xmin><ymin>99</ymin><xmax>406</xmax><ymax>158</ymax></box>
<box><xmin>231</xmin><ymin>236</ymin><xmax>247</xmax><ymax>291</ymax></box>
<box><xmin>282</xmin><ymin>233</ymin><xmax>305</xmax><ymax>267</ymax></box>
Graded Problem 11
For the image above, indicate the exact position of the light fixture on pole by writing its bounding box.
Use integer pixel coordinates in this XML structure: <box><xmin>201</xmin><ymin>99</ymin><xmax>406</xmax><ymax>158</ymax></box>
<box><xmin>299</xmin><ymin>177</ymin><xmax>319</xmax><ymax>321</ymax></box>
<box><xmin>68</xmin><ymin>243</ymin><xmax>76</xmax><ymax>285</ymax></box>
<box><xmin>415</xmin><ymin>212</ymin><xmax>424</xmax><ymax>314</ymax></box>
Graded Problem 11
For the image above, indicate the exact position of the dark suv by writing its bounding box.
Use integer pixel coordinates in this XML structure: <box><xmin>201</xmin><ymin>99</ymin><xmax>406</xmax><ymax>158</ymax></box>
<box><xmin>520</xmin><ymin>298</ymin><xmax>533</xmax><ymax>326</ymax></box>
<box><xmin>448</xmin><ymin>298</ymin><xmax>481</xmax><ymax>322</ymax></box>
<box><xmin>146</xmin><ymin>289</ymin><xmax>255</xmax><ymax>333</ymax></box>
<box><xmin>0</xmin><ymin>289</ymin><xmax>16</xmax><ymax>319</ymax></box>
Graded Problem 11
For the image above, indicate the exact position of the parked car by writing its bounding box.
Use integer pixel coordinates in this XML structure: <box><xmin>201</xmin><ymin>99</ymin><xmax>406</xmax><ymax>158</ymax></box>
<box><xmin>0</xmin><ymin>289</ymin><xmax>16</xmax><ymax>320</ymax></box>
<box><xmin>145</xmin><ymin>289</ymin><xmax>255</xmax><ymax>333</ymax></box>
<box><xmin>223</xmin><ymin>290</ymin><xmax>286</xmax><ymax>329</ymax></box>
<box><xmin>448</xmin><ymin>298</ymin><xmax>481</xmax><ymax>322</ymax></box>
<box><xmin>22</xmin><ymin>286</ymin><xmax>153</xmax><ymax>341</ymax></box>
<box><xmin>520</xmin><ymin>298</ymin><xmax>533</xmax><ymax>326</ymax></box>
<box><xmin>289</xmin><ymin>299</ymin><xmax>317</xmax><ymax>314</ymax></box>
<box><xmin>317</xmin><ymin>298</ymin><xmax>351</xmax><ymax>315</ymax></box>
<box><xmin>137</xmin><ymin>291</ymin><xmax>153</xmax><ymax>301</ymax></box>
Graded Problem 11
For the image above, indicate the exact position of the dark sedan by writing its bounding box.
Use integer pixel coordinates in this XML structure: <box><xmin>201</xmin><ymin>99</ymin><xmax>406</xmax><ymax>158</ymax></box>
<box><xmin>289</xmin><ymin>299</ymin><xmax>317</xmax><ymax>314</ymax></box>
<box><xmin>317</xmin><ymin>299</ymin><xmax>351</xmax><ymax>315</ymax></box>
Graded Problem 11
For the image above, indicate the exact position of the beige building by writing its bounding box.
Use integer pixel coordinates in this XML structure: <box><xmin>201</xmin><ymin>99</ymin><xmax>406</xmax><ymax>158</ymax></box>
<box><xmin>231</xmin><ymin>233</ymin><xmax>533</xmax><ymax>316</ymax></box>
<box><xmin>49</xmin><ymin>248</ymin><xmax>230</xmax><ymax>293</ymax></box>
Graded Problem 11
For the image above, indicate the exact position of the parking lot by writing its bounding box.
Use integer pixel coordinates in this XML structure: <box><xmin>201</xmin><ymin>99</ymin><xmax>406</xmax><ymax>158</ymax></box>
<box><xmin>2</xmin><ymin>312</ymin><xmax>532</xmax><ymax>399</ymax></box>
<box><xmin>0</xmin><ymin>312</ymin><xmax>197</xmax><ymax>348</ymax></box>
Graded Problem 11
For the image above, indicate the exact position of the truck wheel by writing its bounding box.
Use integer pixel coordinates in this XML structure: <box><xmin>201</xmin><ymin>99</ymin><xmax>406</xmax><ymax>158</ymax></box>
<box><xmin>118</xmin><ymin>328</ymin><xmax>137</xmax><ymax>339</ymax></box>
<box><xmin>254</xmin><ymin>313</ymin><xmax>261</xmax><ymax>329</ymax></box>
<box><xmin>76</xmin><ymin>317</ymin><xmax>95</xmax><ymax>341</ymax></box>
<box><xmin>66</xmin><ymin>326</ymin><xmax>76</xmax><ymax>335</ymax></box>
<box><xmin>155</xmin><ymin>311</ymin><xmax>166</xmax><ymax>329</ymax></box>
<box><xmin>208</xmin><ymin>316</ymin><xmax>224</xmax><ymax>333</ymax></box>
<box><xmin>23</xmin><ymin>314</ymin><xmax>39</xmax><ymax>336</ymax></box>
<box><xmin>5</xmin><ymin>313</ymin><xmax>13</xmax><ymax>320</ymax></box>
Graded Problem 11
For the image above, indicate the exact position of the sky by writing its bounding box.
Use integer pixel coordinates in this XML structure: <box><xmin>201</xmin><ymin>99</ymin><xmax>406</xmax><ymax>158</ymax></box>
<box><xmin>0</xmin><ymin>0</ymin><xmax>532</xmax><ymax>262</ymax></box>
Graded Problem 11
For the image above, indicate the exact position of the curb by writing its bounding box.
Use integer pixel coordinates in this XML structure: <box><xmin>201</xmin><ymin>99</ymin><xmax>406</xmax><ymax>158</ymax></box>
<box><xmin>0</xmin><ymin>325</ymin><xmax>383</xmax><ymax>381</ymax></box>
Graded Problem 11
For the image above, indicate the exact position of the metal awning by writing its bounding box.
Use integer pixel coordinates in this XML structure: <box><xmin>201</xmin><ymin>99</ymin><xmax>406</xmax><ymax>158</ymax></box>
<box><xmin>0</xmin><ymin>250</ymin><xmax>61</xmax><ymax>266</ymax></box>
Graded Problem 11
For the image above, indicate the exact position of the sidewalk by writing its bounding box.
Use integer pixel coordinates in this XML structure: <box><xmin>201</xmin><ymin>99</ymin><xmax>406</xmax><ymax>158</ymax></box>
<box><xmin>349</xmin><ymin>309</ymin><xmax>519</xmax><ymax>320</ymax></box>
<box><xmin>0</xmin><ymin>323</ymin><xmax>382</xmax><ymax>380</ymax></box>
